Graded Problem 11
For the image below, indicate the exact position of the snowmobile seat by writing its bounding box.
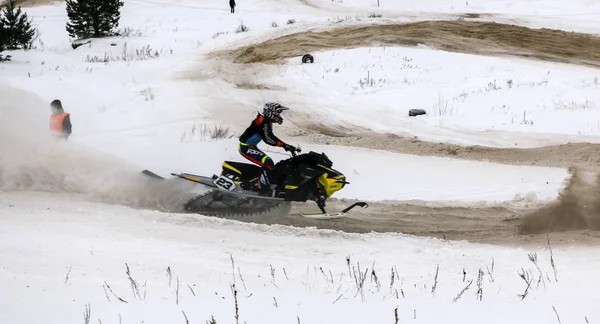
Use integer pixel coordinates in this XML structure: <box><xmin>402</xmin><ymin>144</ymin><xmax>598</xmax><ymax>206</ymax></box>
<box><xmin>222</xmin><ymin>161</ymin><xmax>261</xmax><ymax>179</ymax></box>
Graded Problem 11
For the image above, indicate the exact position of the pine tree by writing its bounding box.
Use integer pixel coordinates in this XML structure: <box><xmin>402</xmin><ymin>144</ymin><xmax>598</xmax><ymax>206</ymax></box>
<box><xmin>0</xmin><ymin>22</ymin><xmax>7</xmax><ymax>61</ymax></box>
<box><xmin>66</xmin><ymin>0</ymin><xmax>124</xmax><ymax>39</ymax></box>
<box><xmin>0</xmin><ymin>0</ymin><xmax>36</xmax><ymax>50</ymax></box>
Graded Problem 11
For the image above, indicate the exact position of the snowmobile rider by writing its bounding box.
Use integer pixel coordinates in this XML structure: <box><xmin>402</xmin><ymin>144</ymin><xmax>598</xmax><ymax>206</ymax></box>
<box><xmin>49</xmin><ymin>99</ymin><xmax>72</xmax><ymax>140</ymax></box>
<box><xmin>238</xmin><ymin>102</ymin><xmax>300</xmax><ymax>193</ymax></box>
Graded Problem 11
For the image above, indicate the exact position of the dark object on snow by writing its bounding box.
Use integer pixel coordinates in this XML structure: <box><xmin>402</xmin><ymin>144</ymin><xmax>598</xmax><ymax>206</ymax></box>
<box><xmin>66</xmin><ymin>0</ymin><xmax>124</xmax><ymax>39</ymax></box>
<box><xmin>302</xmin><ymin>54</ymin><xmax>314</xmax><ymax>64</ymax></box>
<box><xmin>408</xmin><ymin>109</ymin><xmax>427</xmax><ymax>117</ymax></box>
<box><xmin>229</xmin><ymin>0</ymin><xmax>236</xmax><ymax>13</ymax></box>
<box><xmin>71</xmin><ymin>38</ymin><xmax>91</xmax><ymax>49</ymax></box>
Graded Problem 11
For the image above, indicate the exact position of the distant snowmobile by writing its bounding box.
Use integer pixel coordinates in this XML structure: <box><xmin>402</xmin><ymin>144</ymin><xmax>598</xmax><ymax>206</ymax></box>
<box><xmin>143</xmin><ymin>150</ymin><xmax>368</xmax><ymax>219</ymax></box>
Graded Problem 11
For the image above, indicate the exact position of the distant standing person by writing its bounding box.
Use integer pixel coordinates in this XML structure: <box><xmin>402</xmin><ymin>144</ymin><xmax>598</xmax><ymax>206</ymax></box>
<box><xmin>49</xmin><ymin>99</ymin><xmax>72</xmax><ymax>140</ymax></box>
<box><xmin>229</xmin><ymin>0</ymin><xmax>235</xmax><ymax>13</ymax></box>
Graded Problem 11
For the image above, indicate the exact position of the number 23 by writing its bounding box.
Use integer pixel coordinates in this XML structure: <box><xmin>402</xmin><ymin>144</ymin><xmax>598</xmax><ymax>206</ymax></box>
<box><xmin>216</xmin><ymin>178</ymin><xmax>233</xmax><ymax>190</ymax></box>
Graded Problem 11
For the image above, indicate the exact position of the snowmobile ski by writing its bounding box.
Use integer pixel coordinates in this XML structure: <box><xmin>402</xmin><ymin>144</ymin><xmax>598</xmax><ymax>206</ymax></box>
<box><xmin>299</xmin><ymin>212</ymin><xmax>348</xmax><ymax>219</ymax></box>
<box><xmin>299</xmin><ymin>202</ymin><xmax>369</xmax><ymax>219</ymax></box>
<box><xmin>142</xmin><ymin>169</ymin><xmax>165</xmax><ymax>180</ymax></box>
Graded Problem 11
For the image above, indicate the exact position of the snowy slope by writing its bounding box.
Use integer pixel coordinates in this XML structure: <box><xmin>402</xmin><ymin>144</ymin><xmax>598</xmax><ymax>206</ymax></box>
<box><xmin>308</xmin><ymin>0</ymin><xmax>600</xmax><ymax>15</ymax></box>
<box><xmin>1</xmin><ymin>192</ymin><xmax>599</xmax><ymax>324</ymax></box>
<box><xmin>305</xmin><ymin>0</ymin><xmax>600</xmax><ymax>33</ymax></box>
<box><xmin>271</xmin><ymin>47</ymin><xmax>600</xmax><ymax>145</ymax></box>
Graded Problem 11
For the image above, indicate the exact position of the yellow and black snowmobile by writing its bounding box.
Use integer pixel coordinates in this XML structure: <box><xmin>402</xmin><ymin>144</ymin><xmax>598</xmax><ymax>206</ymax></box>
<box><xmin>143</xmin><ymin>151</ymin><xmax>368</xmax><ymax>218</ymax></box>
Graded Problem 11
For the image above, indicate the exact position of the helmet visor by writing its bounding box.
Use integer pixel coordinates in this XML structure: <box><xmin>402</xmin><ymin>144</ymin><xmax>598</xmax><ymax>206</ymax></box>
<box><xmin>272</xmin><ymin>113</ymin><xmax>283</xmax><ymax>124</ymax></box>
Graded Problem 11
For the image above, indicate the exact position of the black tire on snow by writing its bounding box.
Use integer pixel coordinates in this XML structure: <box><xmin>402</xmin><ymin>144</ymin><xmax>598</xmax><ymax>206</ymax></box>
<box><xmin>302</xmin><ymin>54</ymin><xmax>314</xmax><ymax>64</ymax></box>
<box><xmin>408</xmin><ymin>109</ymin><xmax>427</xmax><ymax>117</ymax></box>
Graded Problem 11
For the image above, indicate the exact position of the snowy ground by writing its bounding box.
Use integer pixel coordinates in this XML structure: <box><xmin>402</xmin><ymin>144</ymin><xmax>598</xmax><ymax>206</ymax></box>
<box><xmin>310</xmin><ymin>0</ymin><xmax>600</xmax><ymax>15</ymax></box>
<box><xmin>2</xmin><ymin>192</ymin><xmax>600</xmax><ymax>324</ymax></box>
<box><xmin>306</xmin><ymin>0</ymin><xmax>600</xmax><ymax>33</ymax></box>
<box><xmin>2</xmin><ymin>0</ymin><xmax>600</xmax><ymax>323</ymax></box>
<box><xmin>273</xmin><ymin>47</ymin><xmax>600</xmax><ymax>142</ymax></box>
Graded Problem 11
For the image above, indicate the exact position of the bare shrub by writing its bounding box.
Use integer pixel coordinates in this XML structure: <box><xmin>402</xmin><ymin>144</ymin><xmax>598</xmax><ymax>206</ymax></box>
<box><xmin>125</xmin><ymin>263</ymin><xmax>146</xmax><ymax>300</ymax></box>
<box><xmin>455</xmin><ymin>90</ymin><xmax>469</xmax><ymax>102</ymax></box>
<box><xmin>271</xmin><ymin>21</ymin><xmax>278</xmax><ymax>27</ymax></box>
<box><xmin>287</xmin><ymin>18</ymin><xmax>296</xmax><ymax>25</ymax></box>
<box><xmin>85</xmin><ymin>42</ymin><xmax>172</xmax><ymax>63</ymax></box>
<box><xmin>351</xmin><ymin>261</ymin><xmax>368</xmax><ymax>301</ymax></box>
<box><xmin>475</xmin><ymin>269</ymin><xmax>484</xmax><ymax>301</ymax></box>
<box><xmin>140</xmin><ymin>87</ymin><xmax>154</xmax><ymax>101</ymax></box>
<box><xmin>552</xmin><ymin>306</ymin><xmax>562</xmax><ymax>324</ymax></box>
<box><xmin>521</xmin><ymin>111</ymin><xmax>533</xmax><ymax>125</ymax></box>
<box><xmin>517</xmin><ymin>268</ymin><xmax>533</xmax><ymax>300</ymax></box>
<box><xmin>118</xmin><ymin>26</ymin><xmax>144</xmax><ymax>37</ymax></box>
<box><xmin>236</xmin><ymin>22</ymin><xmax>249</xmax><ymax>33</ymax></box>
<box><xmin>64</xmin><ymin>266</ymin><xmax>72</xmax><ymax>285</ymax></box>
<box><xmin>430</xmin><ymin>264</ymin><xmax>439</xmax><ymax>296</ymax></box>
<box><xmin>553</xmin><ymin>97</ymin><xmax>595</xmax><ymax>110</ymax></box>
<box><xmin>452</xmin><ymin>279</ymin><xmax>473</xmax><ymax>302</ymax></box>
<box><xmin>368</xmin><ymin>13</ymin><xmax>382</xmax><ymax>18</ymax></box>
<box><xmin>486</xmin><ymin>258</ymin><xmax>495</xmax><ymax>282</ymax></box>
<box><xmin>103</xmin><ymin>281</ymin><xmax>128</xmax><ymax>303</ymax></box>
<box><xmin>211</xmin><ymin>125</ymin><xmax>234</xmax><ymax>139</ymax></box>
<box><xmin>528</xmin><ymin>253</ymin><xmax>546</xmax><ymax>288</ymax></box>
<box><xmin>212</xmin><ymin>31</ymin><xmax>229</xmax><ymax>39</ymax></box>
<box><xmin>330</xmin><ymin>15</ymin><xmax>353</xmax><ymax>24</ymax></box>
<box><xmin>485</xmin><ymin>79</ymin><xmax>501</xmax><ymax>91</ymax></box>
<box><xmin>433</xmin><ymin>93</ymin><xmax>458</xmax><ymax>116</ymax></box>
<box><xmin>370</xmin><ymin>267</ymin><xmax>381</xmax><ymax>291</ymax></box>
<box><xmin>354</xmin><ymin>70</ymin><xmax>388</xmax><ymax>91</ymax></box>
<box><xmin>231</xmin><ymin>284</ymin><xmax>239</xmax><ymax>324</ymax></box>
<box><xmin>83</xmin><ymin>304</ymin><xmax>91</xmax><ymax>324</ymax></box>
<box><xmin>166</xmin><ymin>266</ymin><xmax>172</xmax><ymax>287</ymax></box>
<box><xmin>181</xmin><ymin>124</ymin><xmax>235</xmax><ymax>142</ymax></box>
<box><xmin>547</xmin><ymin>235</ymin><xmax>558</xmax><ymax>282</ymax></box>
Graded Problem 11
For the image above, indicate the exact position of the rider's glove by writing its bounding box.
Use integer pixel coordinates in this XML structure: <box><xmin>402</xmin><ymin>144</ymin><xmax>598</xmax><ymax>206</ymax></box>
<box><xmin>283</xmin><ymin>144</ymin><xmax>298</xmax><ymax>153</ymax></box>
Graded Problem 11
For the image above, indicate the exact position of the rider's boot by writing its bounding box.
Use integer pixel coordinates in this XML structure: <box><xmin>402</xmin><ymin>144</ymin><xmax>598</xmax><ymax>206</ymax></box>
<box><xmin>257</xmin><ymin>174</ymin><xmax>274</xmax><ymax>196</ymax></box>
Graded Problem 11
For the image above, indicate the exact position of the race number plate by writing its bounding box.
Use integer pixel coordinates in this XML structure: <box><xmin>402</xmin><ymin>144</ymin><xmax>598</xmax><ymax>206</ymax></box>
<box><xmin>213</xmin><ymin>175</ymin><xmax>237</xmax><ymax>191</ymax></box>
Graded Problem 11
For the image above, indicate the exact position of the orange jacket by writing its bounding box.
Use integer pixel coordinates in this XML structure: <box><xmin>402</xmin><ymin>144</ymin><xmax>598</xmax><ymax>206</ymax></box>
<box><xmin>50</xmin><ymin>112</ymin><xmax>70</xmax><ymax>134</ymax></box>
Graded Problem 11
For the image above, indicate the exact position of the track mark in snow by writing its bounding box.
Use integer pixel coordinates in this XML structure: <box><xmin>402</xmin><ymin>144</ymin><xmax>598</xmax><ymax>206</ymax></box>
<box><xmin>222</xmin><ymin>21</ymin><xmax>600</xmax><ymax>68</ymax></box>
